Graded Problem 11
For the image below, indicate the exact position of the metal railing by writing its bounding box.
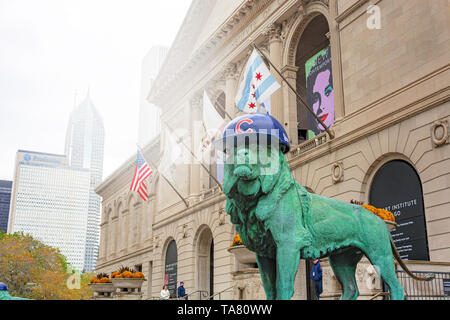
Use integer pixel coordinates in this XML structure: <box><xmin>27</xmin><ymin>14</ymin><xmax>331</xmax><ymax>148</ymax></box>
<box><xmin>370</xmin><ymin>291</ymin><xmax>390</xmax><ymax>300</ymax></box>
<box><xmin>289</xmin><ymin>131</ymin><xmax>328</xmax><ymax>158</ymax></box>
<box><xmin>383</xmin><ymin>271</ymin><xmax>450</xmax><ymax>300</ymax></box>
<box><xmin>183</xmin><ymin>290</ymin><xmax>209</xmax><ymax>300</ymax></box>
<box><xmin>207</xmin><ymin>286</ymin><xmax>233</xmax><ymax>300</ymax></box>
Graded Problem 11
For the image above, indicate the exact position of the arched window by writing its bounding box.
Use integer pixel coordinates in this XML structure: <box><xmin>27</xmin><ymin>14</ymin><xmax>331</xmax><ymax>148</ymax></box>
<box><xmin>295</xmin><ymin>15</ymin><xmax>333</xmax><ymax>143</ymax></box>
<box><xmin>369</xmin><ymin>160</ymin><xmax>429</xmax><ymax>261</ymax></box>
<box><xmin>164</xmin><ymin>240</ymin><xmax>178</xmax><ymax>297</ymax></box>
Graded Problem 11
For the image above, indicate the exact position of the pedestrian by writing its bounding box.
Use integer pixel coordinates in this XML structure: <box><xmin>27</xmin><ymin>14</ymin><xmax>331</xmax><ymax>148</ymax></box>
<box><xmin>310</xmin><ymin>259</ymin><xmax>323</xmax><ymax>299</ymax></box>
<box><xmin>177</xmin><ymin>281</ymin><xmax>187</xmax><ymax>300</ymax></box>
<box><xmin>160</xmin><ymin>285</ymin><xmax>170</xmax><ymax>300</ymax></box>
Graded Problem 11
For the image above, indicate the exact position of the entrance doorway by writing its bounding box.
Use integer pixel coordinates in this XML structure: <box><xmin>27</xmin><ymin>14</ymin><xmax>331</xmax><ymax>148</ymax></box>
<box><xmin>197</xmin><ymin>226</ymin><xmax>214</xmax><ymax>298</ymax></box>
<box><xmin>164</xmin><ymin>240</ymin><xmax>178</xmax><ymax>298</ymax></box>
<box><xmin>369</xmin><ymin>160</ymin><xmax>429</xmax><ymax>260</ymax></box>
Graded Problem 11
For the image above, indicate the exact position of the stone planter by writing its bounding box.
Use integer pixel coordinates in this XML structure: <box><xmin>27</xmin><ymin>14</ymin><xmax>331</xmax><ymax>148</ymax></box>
<box><xmin>227</xmin><ymin>245</ymin><xmax>257</xmax><ymax>265</ymax></box>
<box><xmin>89</xmin><ymin>283</ymin><xmax>115</xmax><ymax>299</ymax></box>
<box><xmin>111</xmin><ymin>278</ymin><xmax>146</xmax><ymax>293</ymax></box>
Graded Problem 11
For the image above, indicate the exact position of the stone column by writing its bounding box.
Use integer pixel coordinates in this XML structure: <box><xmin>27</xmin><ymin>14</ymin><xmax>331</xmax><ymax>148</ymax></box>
<box><xmin>123</xmin><ymin>209</ymin><xmax>129</xmax><ymax>253</ymax></box>
<box><xmin>99</xmin><ymin>221</ymin><xmax>108</xmax><ymax>260</ymax></box>
<box><xmin>281</xmin><ymin>65</ymin><xmax>299</xmax><ymax>147</ymax></box>
<box><xmin>135</xmin><ymin>203</ymin><xmax>142</xmax><ymax>246</ymax></box>
<box><xmin>111</xmin><ymin>215</ymin><xmax>118</xmax><ymax>258</ymax></box>
<box><xmin>189</xmin><ymin>93</ymin><xmax>202</xmax><ymax>198</ymax></box>
<box><xmin>145</xmin><ymin>194</ymin><xmax>155</xmax><ymax>242</ymax></box>
<box><xmin>267</xmin><ymin>23</ymin><xmax>284</xmax><ymax>123</ymax></box>
<box><xmin>328</xmin><ymin>0</ymin><xmax>345</xmax><ymax>122</ymax></box>
<box><xmin>224</xmin><ymin>63</ymin><xmax>238</xmax><ymax>119</ymax></box>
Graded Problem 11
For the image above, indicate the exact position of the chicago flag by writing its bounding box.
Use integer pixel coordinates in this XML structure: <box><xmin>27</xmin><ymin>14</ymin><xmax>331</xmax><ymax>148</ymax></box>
<box><xmin>235</xmin><ymin>48</ymin><xmax>280</xmax><ymax>114</ymax></box>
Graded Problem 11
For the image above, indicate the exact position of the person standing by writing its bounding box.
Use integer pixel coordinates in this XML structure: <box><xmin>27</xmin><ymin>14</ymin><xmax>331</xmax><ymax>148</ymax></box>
<box><xmin>177</xmin><ymin>281</ymin><xmax>187</xmax><ymax>300</ymax></box>
<box><xmin>160</xmin><ymin>285</ymin><xmax>170</xmax><ymax>300</ymax></box>
<box><xmin>311</xmin><ymin>259</ymin><xmax>323</xmax><ymax>299</ymax></box>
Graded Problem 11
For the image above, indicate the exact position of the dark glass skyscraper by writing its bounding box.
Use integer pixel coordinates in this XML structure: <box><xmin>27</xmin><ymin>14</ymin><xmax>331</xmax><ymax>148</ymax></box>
<box><xmin>0</xmin><ymin>180</ymin><xmax>12</xmax><ymax>232</ymax></box>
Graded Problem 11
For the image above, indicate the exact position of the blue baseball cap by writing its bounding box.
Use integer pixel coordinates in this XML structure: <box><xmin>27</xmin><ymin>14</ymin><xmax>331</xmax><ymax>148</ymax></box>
<box><xmin>216</xmin><ymin>113</ymin><xmax>290</xmax><ymax>154</ymax></box>
<box><xmin>0</xmin><ymin>282</ymin><xmax>7</xmax><ymax>291</ymax></box>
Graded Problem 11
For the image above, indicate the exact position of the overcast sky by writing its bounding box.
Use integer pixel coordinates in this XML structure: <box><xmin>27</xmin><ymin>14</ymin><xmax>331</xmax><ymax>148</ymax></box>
<box><xmin>0</xmin><ymin>0</ymin><xmax>191</xmax><ymax>181</ymax></box>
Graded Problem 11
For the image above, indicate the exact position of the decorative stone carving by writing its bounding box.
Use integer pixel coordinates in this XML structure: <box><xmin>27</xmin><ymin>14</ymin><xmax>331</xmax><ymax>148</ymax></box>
<box><xmin>232</xmin><ymin>269</ymin><xmax>266</xmax><ymax>300</ymax></box>
<box><xmin>301</xmin><ymin>0</ymin><xmax>329</xmax><ymax>7</ymax></box>
<box><xmin>190</xmin><ymin>92</ymin><xmax>203</xmax><ymax>109</ymax></box>
<box><xmin>218</xmin><ymin>207</ymin><xmax>226</xmax><ymax>225</ymax></box>
<box><xmin>265</xmin><ymin>23</ymin><xmax>282</xmax><ymax>43</ymax></box>
<box><xmin>431</xmin><ymin>119</ymin><xmax>448</xmax><ymax>148</ymax></box>
<box><xmin>224</xmin><ymin>63</ymin><xmax>238</xmax><ymax>80</ymax></box>
<box><xmin>331</xmin><ymin>161</ymin><xmax>344</xmax><ymax>184</ymax></box>
<box><xmin>153</xmin><ymin>235</ymin><xmax>160</xmax><ymax>248</ymax></box>
<box><xmin>182</xmin><ymin>224</ymin><xmax>189</xmax><ymax>238</ymax></box>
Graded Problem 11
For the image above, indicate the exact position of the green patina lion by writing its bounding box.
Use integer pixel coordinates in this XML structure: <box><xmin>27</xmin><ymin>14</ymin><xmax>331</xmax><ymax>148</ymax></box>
<box><xmin>223</xmin><ymin>143</ymin><xmax>432</xmax><ymax>300</ymax></box>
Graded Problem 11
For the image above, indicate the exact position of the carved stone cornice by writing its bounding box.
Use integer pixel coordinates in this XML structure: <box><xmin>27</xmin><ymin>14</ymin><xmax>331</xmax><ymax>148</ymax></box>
<box><xmin>149</xmin><ymin>0</ymin><xmax>277</xmax><ymax>106</ymax></box>
<box><xmin>301</xmin><ymin>0</ymin><xmax>329</xmax><ymax>7</ymax></box>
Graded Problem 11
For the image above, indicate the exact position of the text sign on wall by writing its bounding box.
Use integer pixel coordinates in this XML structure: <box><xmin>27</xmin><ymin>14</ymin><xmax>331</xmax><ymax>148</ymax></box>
<box><xmin>369</xmin><ymin>160</ymin><xmax>429</xmax><ymax>261</ymax></box>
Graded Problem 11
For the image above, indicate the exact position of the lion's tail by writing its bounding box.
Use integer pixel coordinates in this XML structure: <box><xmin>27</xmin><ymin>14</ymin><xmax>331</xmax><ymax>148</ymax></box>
<box><xmin>389</xmin><ymin>235</ymin><xmax>434</xmax><ymax>281</ymax></box>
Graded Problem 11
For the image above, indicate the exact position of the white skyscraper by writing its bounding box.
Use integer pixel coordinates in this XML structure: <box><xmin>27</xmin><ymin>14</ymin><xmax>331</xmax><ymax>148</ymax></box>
<box><xmin>8</xmin><ymin>151</ymin><xmax>91</xmax><ymax>272</ymax></box>
<box><xmin>138</xmin><ymin>46</ymin><xmax>168</xmax><ymax>146</ymax></box>
<box><xmin>65</xmin><ymin>91</ymin><xmax>105</xmax><ymax>272</ymax></box>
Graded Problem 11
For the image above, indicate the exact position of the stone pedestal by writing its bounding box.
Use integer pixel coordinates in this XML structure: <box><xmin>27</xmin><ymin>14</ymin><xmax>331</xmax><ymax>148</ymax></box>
<box><xmin>114</xmin><ymin>292</ymin><xmax>143</xmax><ymax>300</ymax></box>
<box><xmin>228</xmin><ymin>246</ymin><xmax>263</xmax><ymax>300</ymax></box>
<box><xmin>227</xmin><ymin>245</ymin><xmax>307</xmax><ymax>300</ymax></box>
<box><xmin>320</xmin><ymin>257</ymin><xmax>384</xmax><ymax>300</ymax></box>
<box><xmin>89</xmin><ymin>283</ymin><xmax>115</xmax><ymax>300</ymax></box>
<box><xmin>231</xmin><ymin>269</ymin><xmax>266</xmax><ymax>300</ymax></box>
<box><xmin>110</xmin><ymin>278</ymin><xmax>146</xmax><ymax>300</ymax></box>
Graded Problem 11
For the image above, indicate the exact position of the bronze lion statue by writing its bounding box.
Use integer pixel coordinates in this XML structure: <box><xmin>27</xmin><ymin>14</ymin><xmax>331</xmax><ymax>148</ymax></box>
<box><xmin>218</xmin><ymin>114</ymin><xmax>432</xmax><ymax>300</ymax></box>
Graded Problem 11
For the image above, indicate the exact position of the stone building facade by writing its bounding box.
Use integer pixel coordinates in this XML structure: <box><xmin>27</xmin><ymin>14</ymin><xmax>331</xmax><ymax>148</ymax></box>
<box><xmin>96</xmin><ymin>0</ymin><xmax>450</xmax><ymax>299</ymax></box>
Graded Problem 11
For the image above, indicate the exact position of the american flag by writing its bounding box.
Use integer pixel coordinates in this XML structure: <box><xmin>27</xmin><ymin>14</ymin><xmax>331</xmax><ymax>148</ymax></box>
<box><xmin>130</xmin><ymin>149</ymin><xmax>152</xmax><ymax>201</ymax></box>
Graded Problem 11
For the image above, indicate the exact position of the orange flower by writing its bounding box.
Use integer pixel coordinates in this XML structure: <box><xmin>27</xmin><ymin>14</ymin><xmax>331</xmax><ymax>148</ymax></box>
<box><xmin>90</xmin><ymin>278</ymin><xmax>100</xmax><ymax>284</ymax></box>
<box><xmin>361</xmin><ymin>204</ymin><xmax>395</xmax><ymax>222</ymax></box>
<box><xmin>121</xmin><ymin>271</ymin><xmax>133</xmax><ymax>278</ymax></box>
<box><xmin>133</xmin><ymin>272</ymin><xmax>145</xmax><ymax>279</ymax></box>
<box><xmin>230</xmin><ymin>233</ymin><xmax>242</xmax><ymax>247</ymax></box>
<box><xmin>99</xmin><ymin>277</ymin><xmax>110</xmax><ymax>283</ymax></box>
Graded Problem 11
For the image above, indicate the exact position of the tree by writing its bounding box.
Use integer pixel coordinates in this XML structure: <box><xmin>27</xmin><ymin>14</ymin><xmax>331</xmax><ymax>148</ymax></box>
<box><xmin>0</xmin><ymin>231</ymin><xmax>93</xmax><ymax>299</ymax></box>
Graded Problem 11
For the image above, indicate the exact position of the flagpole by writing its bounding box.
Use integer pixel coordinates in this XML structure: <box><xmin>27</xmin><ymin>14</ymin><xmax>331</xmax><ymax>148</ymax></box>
<box><xmin>161</xmin><ymin>121</ymin><xmax>223</xmax><ymax>192</ymax></box>
<box><xmin>251</xmin><ymin>43</ymin><xmax>335</xmax><ymax>140</ymax></box>
<box><xmin>136</xmin><ymin>144</ymin><xmax>189</xmax><ymax>208</ymax></box>
<box><xmin>222</xmin><ymin>108</ymin><xmax>233</xmax><ymax>121</ymax></box>
<box><xmin>203</xmin><ymin>89</ymin><xmax>233</xmax><ymax>121</ymax></box>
